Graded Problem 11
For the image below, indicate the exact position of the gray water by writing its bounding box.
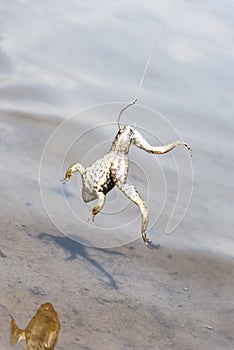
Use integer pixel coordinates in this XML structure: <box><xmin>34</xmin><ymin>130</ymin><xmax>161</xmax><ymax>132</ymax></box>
<box><xmin>0</xmin><ymin>1</ymin><xmax>234</xmax><ymax>349</ymax></box>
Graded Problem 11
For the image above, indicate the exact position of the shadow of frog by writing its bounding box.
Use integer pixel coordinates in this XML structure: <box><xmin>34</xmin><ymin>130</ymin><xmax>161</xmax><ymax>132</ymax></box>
<box><xmin>37</xmin><ymin>233</ymin><xmax>126</xmax><ymax>290</ymax></box>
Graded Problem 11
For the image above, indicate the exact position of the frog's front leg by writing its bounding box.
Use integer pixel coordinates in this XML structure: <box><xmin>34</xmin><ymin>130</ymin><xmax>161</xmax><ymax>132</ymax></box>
<box><xmin>61</xmin><ymin>162</ymin><xmax>85</xmax><ymax>184</ymax></box>
<box><xmin>132</xmin><ymin>129</ymin><xmax>192</xmax><ymax>156</ymax></box>
<box><xmin>88</xmin><ymin>192</ymin><xmax>106</xmax><ymax>222</ymax></box>
<box><xmin>116</xmin><ymin>182</ymin><xmax>151</xmax><ymax>248</ymax></box>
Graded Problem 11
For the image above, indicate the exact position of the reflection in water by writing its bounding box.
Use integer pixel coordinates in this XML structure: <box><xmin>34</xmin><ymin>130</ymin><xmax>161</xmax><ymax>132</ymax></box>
<box><xmin>10</xmin><ymin>302</ymin><xmax>60</xmax><ymax>350</ymax></box>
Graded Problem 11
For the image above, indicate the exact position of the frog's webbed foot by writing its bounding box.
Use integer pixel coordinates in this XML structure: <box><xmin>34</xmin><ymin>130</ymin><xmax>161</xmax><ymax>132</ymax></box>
<box><xmin>143</xmin><ymin>233</ymin><xmax>153</xmax><ymax>249</ymax></box>
<box><xmin>88</xmin><ymin>212</ymin><xmax>95</xmax><ymax>222</ymax></box>
<box><xmin>88</xmin><ymin>192</ymin><xmax>106</xmax><ymax>222</ymax></box>
<box><xmin>61</xmin><ymin>163</ymin><xmax>85</xmax><ymax>184</ymax></box>
<box><xmin>182</xmin><ymin>142</ymin><xmax>192</xmax><ymax>156</ymax></box>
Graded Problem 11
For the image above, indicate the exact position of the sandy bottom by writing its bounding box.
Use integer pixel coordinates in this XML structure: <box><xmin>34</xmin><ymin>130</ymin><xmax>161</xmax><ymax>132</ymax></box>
<box><xmin>0</xmin><ymin>111</ymin><xmax>234</xmax><ymax>350</ymax></box>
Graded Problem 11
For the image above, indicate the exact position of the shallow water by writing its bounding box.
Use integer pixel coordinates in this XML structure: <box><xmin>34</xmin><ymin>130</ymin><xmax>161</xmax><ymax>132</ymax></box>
<box><xmin>0</xmin><ymin>1</ymin><xmax>234</xmax><ymax>349</ymax></box>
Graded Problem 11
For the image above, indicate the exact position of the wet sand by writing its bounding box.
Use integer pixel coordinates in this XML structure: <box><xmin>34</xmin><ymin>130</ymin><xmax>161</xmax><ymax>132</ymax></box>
<box><xmin>0</xmin><ymin>111</ymin><xmax>233</xmax><ymax>349</ymax></box>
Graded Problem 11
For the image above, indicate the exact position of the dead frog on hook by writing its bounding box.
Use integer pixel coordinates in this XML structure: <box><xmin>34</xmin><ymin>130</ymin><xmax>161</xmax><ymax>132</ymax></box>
<box><xmin>62</xmin><ymin>124</ymin><xmax>192</xmax><ymax>248</ymax></box>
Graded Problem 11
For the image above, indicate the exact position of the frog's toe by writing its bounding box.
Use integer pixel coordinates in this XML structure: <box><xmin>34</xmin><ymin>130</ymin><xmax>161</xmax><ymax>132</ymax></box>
<box><xmin>142</xmin><ymin>233</ymin><xmax>153</xmax><ymax>249</ymax></box>
<box><xmin>61</xmin><ymin>177</ymin><xmax>69</xmax><ymax>184</ymax></box>
<box><xmin>88</xmin><ymin>212</ymin><xmax>95</xmax><ymax>222</ymax></box>
<box><xmin>144</xmin><ymin>238</ymin><xmax>153</xmax><ymax>249</ymax></box>
<box><xmin>183</xmin><ymin>143</ymin><xmax>192</xmax><ymax>156</ymax></box>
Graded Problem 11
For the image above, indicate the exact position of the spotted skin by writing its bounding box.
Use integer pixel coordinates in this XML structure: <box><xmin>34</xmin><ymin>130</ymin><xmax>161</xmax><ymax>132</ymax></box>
<box><xmin>62</xmin><ymin>125</ymin><xmax>192</xmax><ymax>248</ymax></box>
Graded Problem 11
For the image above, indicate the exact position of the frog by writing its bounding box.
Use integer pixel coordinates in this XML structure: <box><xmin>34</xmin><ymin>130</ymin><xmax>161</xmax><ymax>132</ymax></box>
<box><xmin>10</xmin><ymin>302</ymin><xmax>60</xmax><ymax>350</ymax></box>
<box><xmin>62</xmin><ymin>124</ymin><xmax>191</xmax><ymax>248</ymax></box>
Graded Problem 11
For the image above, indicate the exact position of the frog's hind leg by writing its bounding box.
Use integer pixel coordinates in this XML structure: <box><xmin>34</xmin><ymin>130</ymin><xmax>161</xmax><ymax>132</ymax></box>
<box><xmin>9</xmin><ymin>315</ymin><xmax>25</xmax><ymax>345</ymax></box>
<box><xmin>89</xmin><ymin>192</ymin><xmax>106</xmax><ymax>222</ymax></box>
<box><xmin>116</xmin><ymin>182</ymin><xmax>151</xmax><ymax>248</ymax></box>
<box><xmin>61</xmin><ymin>163</ymin><xmax>85</xmax><ymax>184</ymax></box>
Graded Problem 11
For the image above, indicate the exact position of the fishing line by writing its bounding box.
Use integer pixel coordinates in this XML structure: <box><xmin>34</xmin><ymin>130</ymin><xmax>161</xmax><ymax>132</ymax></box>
<box><xmin>117</xmin><ymin>8</ymin><xmax>168</xmax><ymax>129</ymax></box>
